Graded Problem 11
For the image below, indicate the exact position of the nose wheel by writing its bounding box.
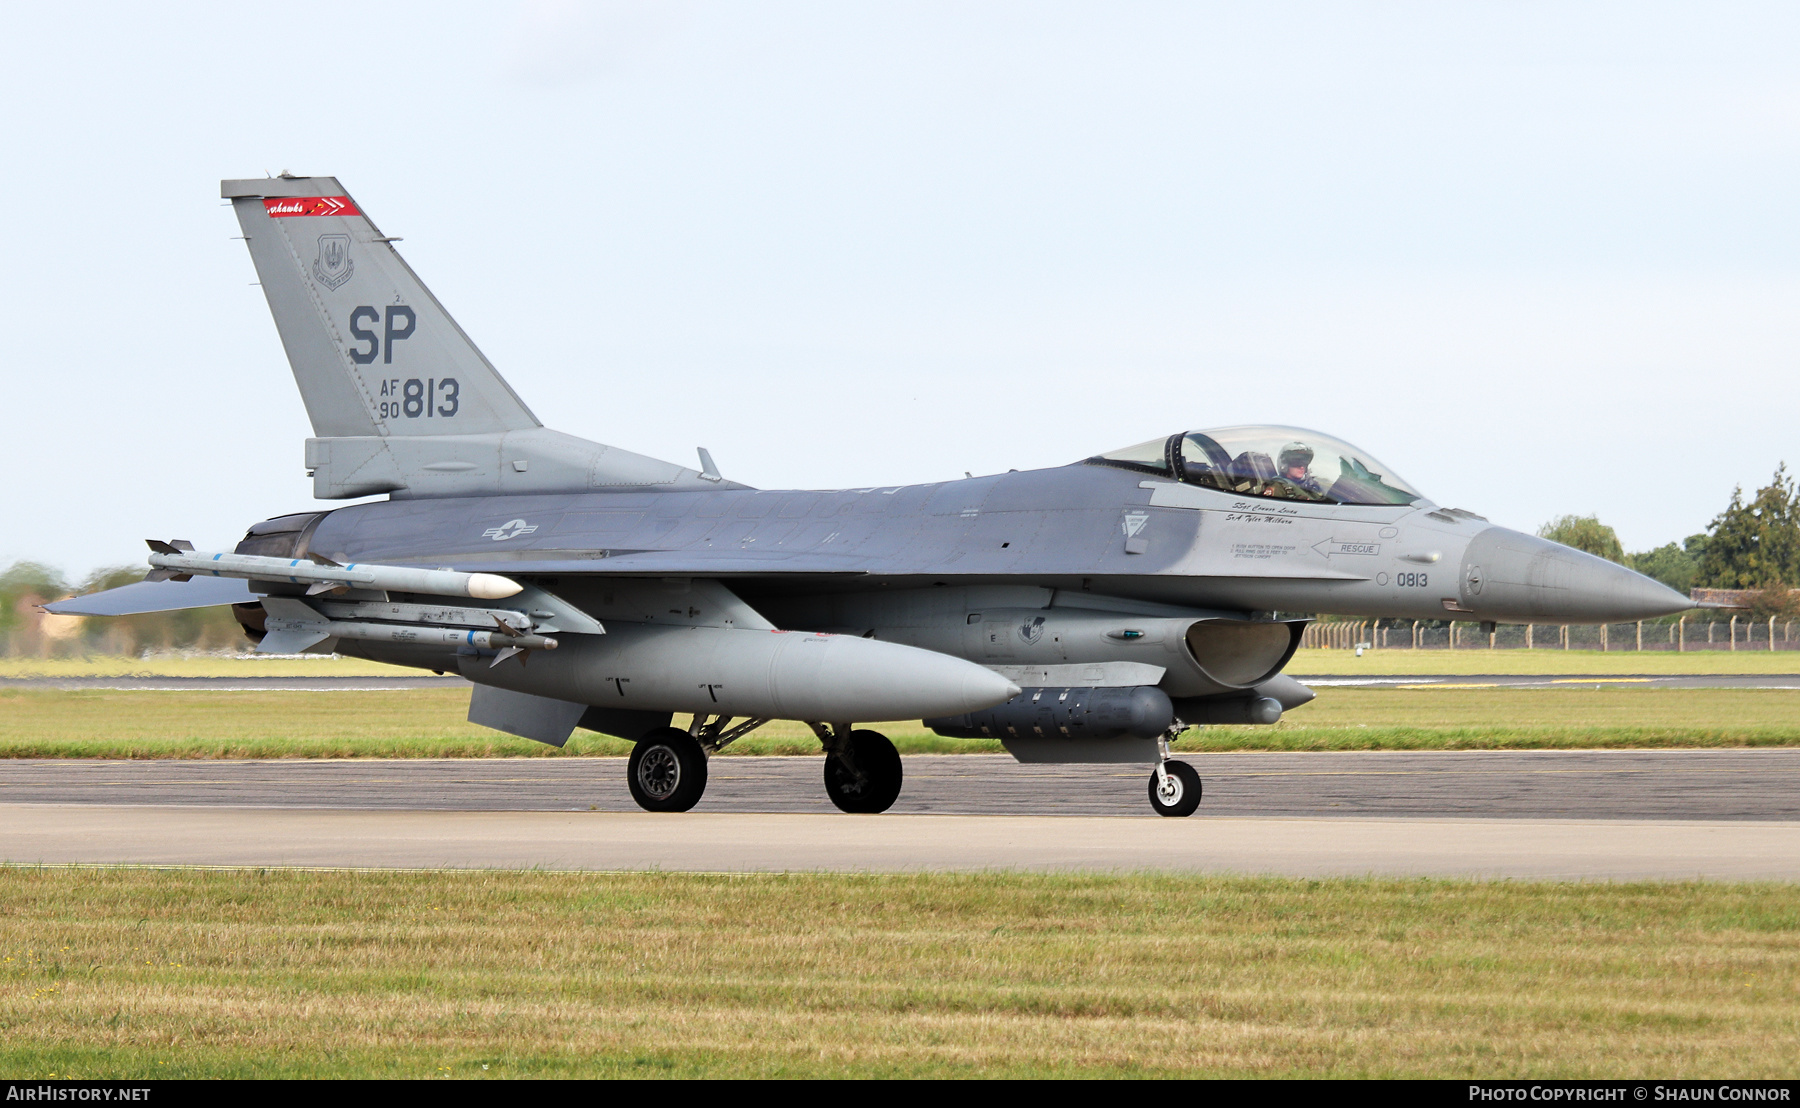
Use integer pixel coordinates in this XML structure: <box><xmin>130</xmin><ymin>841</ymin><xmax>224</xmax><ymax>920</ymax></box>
<box><xmin>1148</xmin><ymin>759</ymin><xmax>1202</xmax><ymax>816</ymax></box>
<box><xmin>627</xmin><ymin>728</ymin><xmax>709</xmax><ymax>812</ymax></box>
<box><xmin>1147</xmin><ymin>729</ymin><xmax>1202</xmax><ymax>817</ymax></box>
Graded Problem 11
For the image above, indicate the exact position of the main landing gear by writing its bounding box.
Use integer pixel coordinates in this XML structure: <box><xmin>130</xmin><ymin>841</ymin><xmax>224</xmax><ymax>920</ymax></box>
<box><xmin>623</xmin><ymin>717</ymin><xmax>904</xmax><ymax>814</ymax></box>
<box><xmin>1147</xmin><ymin>729</ymin><xmax>1202</xmax><ymax>817</ymax></box>
<box><xmin>626</xmin><ymin>728</ymin><xmax>709</xmax><ymax>812</ymax></box>
<box><xmin>812</xmin><ymin>724</ymin><xmax>903</xmax><ymax>814</ymax></box>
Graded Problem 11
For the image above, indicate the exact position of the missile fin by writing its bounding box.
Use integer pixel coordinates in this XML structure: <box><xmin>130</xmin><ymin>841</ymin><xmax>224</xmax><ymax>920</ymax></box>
<box><xmin>256</xmin><ymin>628</ymin><xmax>332</xmax><ymax>654</ymax></box>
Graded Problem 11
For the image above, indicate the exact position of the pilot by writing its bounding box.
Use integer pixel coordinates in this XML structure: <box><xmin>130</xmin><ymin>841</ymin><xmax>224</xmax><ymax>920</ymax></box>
<box><xmin>1275</xmin><ymin>442</ymin><xmax>1325</xmax><ymax>499</ymax></box>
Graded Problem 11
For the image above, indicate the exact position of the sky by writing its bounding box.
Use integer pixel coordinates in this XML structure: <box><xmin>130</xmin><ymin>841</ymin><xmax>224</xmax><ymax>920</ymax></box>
<box><xmin>3</xmin><ymin>1</ymin><xmax>1797</xmax><ymax>578</ymax></box>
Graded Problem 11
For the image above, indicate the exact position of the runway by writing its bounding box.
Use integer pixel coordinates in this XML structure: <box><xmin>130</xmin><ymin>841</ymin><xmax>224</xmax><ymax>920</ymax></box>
<box><xmin>2</xmin><ymin>750</ymin><xmax>1797</xmax><ymax>820</ymax></box>
<box><xmin>2</xmin><ymin>751</ymin><xmax>1797</xmax><ymax>879</ymax></box>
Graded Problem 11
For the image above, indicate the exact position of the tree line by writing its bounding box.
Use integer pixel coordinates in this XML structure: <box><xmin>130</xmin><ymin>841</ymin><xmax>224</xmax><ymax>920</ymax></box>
<box><xmin>1540</xmin><ymin>464</ymin><xmax>1799</xmax><ymax>620</ymax></box>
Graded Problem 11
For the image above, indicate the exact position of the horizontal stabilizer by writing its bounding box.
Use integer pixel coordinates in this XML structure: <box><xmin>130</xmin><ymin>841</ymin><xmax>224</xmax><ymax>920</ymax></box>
<box><xmin>44</xmin><ymin>577</ymin><xmax>257</xmax><ymax>616</ymax></box>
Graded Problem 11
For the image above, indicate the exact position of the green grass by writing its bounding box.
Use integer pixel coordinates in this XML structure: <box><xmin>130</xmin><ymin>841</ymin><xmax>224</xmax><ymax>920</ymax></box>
<box><xmin>1288</xmin><ymin>646</ymin><xmax>1800</xmax><ymax>675</ymax></box>
<box><xmin>0</xmin><ymin>688</ymin><xmax>964</xmax><ymax>758</ymax></box>
<box><xmin>0</xmin><ymin>868</ymin><xmax>1795</xmax><ymax>1078</ymax></box>
<box><xmin>2</xmin><ymin>685</ymin><xmax>1797</xmax><ymax>758</ymax></box>
<box><xmin>1194</xmin><ymin>685</ymin><xmax>1800</xmax><ymax>751</ymax></box>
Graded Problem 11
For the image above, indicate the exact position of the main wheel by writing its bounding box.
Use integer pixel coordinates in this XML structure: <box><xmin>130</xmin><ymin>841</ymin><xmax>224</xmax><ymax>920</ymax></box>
<box><xmin>627</xmin><ymin>728</ymin><xmax>708</xmax><ymax>812</ymax></box>
<box><xmin>823</xmin><ymin>729</ymin><xmax>903</xmax><ymax>814</ymax></box>
<box><xmin>1147</xmin><ymin>760</ymin><xmax>1202</xmax><ymax>817</ymax></box>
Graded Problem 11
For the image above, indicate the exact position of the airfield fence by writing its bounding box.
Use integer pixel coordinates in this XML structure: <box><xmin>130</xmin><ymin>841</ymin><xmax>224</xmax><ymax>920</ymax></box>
<box><xmin>1302</xmin><ymin>616</ymin><xmax>1800</xmax><ymax>652</ymax></box>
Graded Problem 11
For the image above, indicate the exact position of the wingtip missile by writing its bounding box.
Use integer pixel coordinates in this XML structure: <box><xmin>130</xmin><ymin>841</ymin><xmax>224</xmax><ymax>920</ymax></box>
<box><xmin>145</xmin><ymin>547</ymin><xmax>524</xmax><ymax>602</ymax></box>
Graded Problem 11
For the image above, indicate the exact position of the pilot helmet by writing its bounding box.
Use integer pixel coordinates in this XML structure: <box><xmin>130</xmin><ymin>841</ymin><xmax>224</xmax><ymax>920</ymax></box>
<box><xmin>1278</xmin><ymin>442</ymin><xmax>1314</xmax><ymax>471</ymax></box>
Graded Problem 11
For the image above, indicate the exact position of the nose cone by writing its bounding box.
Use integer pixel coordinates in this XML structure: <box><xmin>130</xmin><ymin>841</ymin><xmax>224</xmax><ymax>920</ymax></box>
<box><xmin>1460</xmin><ymin>527</ymin><xmax>1692</xmax><ymax>623</ymax></box>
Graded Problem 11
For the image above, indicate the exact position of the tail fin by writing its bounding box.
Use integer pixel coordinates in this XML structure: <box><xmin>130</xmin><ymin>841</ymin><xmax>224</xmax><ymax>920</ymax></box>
<box><xmin>225</xmin><ymin>176</ymin><xmax>726</xmax><ymax>499</ymax></box>
<box><xmin>225</xmin><ymin>175</ymin><xmax>538</xmax><ymax>438</ymax></box>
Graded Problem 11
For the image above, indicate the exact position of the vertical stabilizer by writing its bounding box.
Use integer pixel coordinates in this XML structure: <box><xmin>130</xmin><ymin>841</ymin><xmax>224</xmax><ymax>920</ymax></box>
<box><xmin>224</xmin><ymin>176</ymin><xmax>539</xmax><ymax>438</ymax></box>
<box><xmin>224</xmin><ymin>176</ymin><xmax>733</xmax><ymax>499</ymax></box>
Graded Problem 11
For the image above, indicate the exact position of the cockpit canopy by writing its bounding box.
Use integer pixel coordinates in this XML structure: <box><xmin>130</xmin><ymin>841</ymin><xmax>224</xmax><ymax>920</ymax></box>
<box><xmin>1089</xmin><ymin>425</ymin><xmax>1424</xmax><ymax>506</ymax></box>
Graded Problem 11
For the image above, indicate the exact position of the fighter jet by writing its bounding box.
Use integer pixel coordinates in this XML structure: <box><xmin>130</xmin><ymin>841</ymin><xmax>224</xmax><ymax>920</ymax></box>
<box><xmin>52</xmin><ymin>176</ymin><xmax>1693</xmax><ymax>817</ymax></box>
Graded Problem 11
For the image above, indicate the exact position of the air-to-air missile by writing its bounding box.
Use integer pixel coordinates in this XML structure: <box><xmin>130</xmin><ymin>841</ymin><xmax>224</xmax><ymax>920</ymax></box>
<box><xmin>53</xmin><ymin>176</ymin><xmax>1697</xmax><ymax>817</ymax></box>
<box><xmin>146</xmin><ymin>541</ymin><xmax>522</xmax><ymax>600</ymax></box>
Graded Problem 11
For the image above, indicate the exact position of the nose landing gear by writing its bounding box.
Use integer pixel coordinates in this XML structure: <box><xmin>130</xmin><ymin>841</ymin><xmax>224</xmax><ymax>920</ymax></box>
<box><xmin>1147</xmin><ymin>729</ymin><xmax>1202</xmax><ymax>817</ymax></box>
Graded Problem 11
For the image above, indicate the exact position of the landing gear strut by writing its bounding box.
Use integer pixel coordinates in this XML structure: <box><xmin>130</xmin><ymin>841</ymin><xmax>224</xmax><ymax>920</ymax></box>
<box><xmin>812</xmin><ymin>723</ymin><xmax>904</xmax><ymax>813</ymax></box>
<box><xmin>1147</xmin><ymin>729</ymin><xmax>1202</xmax><ymax>817</ymax></box>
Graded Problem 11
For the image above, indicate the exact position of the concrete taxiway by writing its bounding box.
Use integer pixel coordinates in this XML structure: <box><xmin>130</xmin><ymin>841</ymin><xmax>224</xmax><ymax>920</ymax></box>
<box><xmin>4</xmin><ymin>805</ymin><xmax>1796</xmax><ymax>880</ymax></box>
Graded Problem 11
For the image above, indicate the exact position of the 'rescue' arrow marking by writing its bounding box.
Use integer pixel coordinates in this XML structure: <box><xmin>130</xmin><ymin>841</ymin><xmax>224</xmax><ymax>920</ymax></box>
<box><xmin>1312</xmin><ymin>539</ymin><xmax>1382</xmax><ymax>558</ymax></box>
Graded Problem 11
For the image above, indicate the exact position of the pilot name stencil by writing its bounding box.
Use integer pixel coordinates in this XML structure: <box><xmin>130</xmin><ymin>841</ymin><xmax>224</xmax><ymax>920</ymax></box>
<box><xmin>1230</xmin><ymin>502</ymin><xmax>1300</xmax><ymax>516</ymax></box>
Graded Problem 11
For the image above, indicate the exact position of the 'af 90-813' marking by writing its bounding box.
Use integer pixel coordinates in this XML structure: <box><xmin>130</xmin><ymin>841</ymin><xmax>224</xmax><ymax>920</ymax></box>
<box><xmin>378</xmin><ymin>377</ymin><xmax>459</xmax><ymax>419</ymax></box>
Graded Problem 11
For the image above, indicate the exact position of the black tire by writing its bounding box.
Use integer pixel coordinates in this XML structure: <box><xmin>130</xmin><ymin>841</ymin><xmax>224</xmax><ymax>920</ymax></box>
<box><xmin>627</xmin><ymin>728</ymin><xmax>708</xmax><ymax>813</ymax></box>
<box><xmin>823</xmin><ymin>729</ymin><xmax>903</xmax><ymax>814</ymax></box>
<box><xmin>1147</xmin><ymin>760</ymin><xmax>1202</xmax><ymax>817</ymax></box>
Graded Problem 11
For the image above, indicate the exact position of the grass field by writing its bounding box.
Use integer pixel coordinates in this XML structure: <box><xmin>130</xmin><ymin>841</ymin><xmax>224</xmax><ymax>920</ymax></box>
<box><xmin>0</xmin><ymin>867</ymin><xmax>1794</xmax><ymax>1078</ymax></box>
<box><xmin>2</xmin><ymin>684</ymin><xmax>1798</xmax><ymax>758</ymax></box>
<box><xmin>1287</xmin><ymin>647</ymin><xmax>1800</xmax><ymax>675</ymax></box>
